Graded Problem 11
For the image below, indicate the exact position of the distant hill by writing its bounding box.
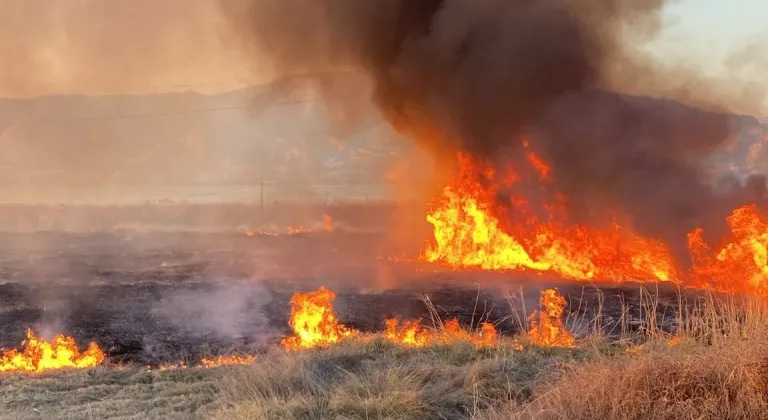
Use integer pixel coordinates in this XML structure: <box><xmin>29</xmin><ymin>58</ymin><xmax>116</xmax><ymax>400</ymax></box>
<box><xmin>0</xmin><ymin>87</ymin><xmax>409</xmax><ymax>190</ymax></box>
<box><xmin>0</xmin><ymin>87</ymin><xmax>763</xmax><ymax>203</ymax></box>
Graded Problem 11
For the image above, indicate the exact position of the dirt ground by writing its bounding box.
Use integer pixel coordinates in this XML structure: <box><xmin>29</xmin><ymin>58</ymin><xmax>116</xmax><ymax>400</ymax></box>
<box><xmin>0</xmin><ymin>231</ymin><xmax>690</xmax><ymax>366</ymax></box>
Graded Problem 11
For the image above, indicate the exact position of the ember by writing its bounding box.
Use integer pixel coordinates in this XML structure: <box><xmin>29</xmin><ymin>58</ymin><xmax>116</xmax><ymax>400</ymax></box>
<box><xmin>288</xmin><ymin>225</ymin><xmax>304</xmax><ymax>234</ymax></box>
<box><xmin>199</xmin><ymin>355</ymin><xmax>258</xmax><ymax>368</ymax></box>
<box><xmin>0</xmin><ymin>329</ymin><xmax>105</xmax><ymax>373</ymax></box>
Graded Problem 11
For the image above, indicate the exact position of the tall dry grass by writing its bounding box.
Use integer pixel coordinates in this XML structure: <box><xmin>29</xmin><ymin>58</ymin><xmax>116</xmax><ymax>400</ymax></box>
<box><xmin>209</xmin><ymin>288</ymin><xmax>768</xmax><ymax>420</ymax></box>
<box><xmin>481</xmin><ymin>289</ymin><xmax>768</xmax><ymax>420</ymax></box>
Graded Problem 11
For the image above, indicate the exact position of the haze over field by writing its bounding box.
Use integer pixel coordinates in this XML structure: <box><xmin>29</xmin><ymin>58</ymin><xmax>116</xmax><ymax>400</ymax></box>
<box><xmin>0</xmin><ymin>0</ymin><xmax>764</xmax><ymax>205</ymax></box>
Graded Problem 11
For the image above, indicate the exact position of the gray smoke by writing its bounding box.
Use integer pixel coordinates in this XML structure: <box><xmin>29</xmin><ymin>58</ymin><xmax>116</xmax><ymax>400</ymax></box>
<box><xmin>222</xmin><ymin>0</ymin><xmax>767</xmax><ymax>260</ymax></box>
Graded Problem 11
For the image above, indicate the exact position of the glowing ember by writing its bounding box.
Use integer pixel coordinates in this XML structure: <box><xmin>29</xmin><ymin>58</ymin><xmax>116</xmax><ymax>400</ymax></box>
<box><xmin>281</xmin><ymin>287</ymin><xmax>358</xmax><ymax>350</ymax></box>
<box><xmin>385</xmin><ymin>318</ymin><xmax>497</xmax><ymax>348</ymax></box>
<box><xmin>153</xmin><ymin>362</ymin><xmax>187</xmax><ymax>371</ymax></box>
<box><xmin>689</xmin><ymin>204</ymin><xmax>768</xmax><ymax>295</ymax></box>
<box><xmin>522</xmin><ymin>138</ymin><xmax>551</xmax><ymax>181</ymax></box>
<box><xmin>423</xmin><ymin>153</ymin><xmax>677</xmax><ymax>282</ymax></box>
<box><xmin>288</xmin><ymin>225</ymin><xmax>304</xmax><ymax>234</ymax></box>
<box><xmin>199</xmin><ymin>355</ymin><xmax>258</xmax><ymax>368</ymax></box>
<box><xmin>0</xmin><ymin>329</ymin><xmax>105</xmax><ymax>373</ymax></box>
<box><xmin>527</xmin><ymin>289</ymin><xmax>576</xmax><ymax>348</ymax></box>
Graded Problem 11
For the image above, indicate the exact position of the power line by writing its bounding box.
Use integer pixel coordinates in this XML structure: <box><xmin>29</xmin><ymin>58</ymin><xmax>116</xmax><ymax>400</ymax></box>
<box><xmin>68</xmin><ymin>97</ymin><xmax>317</xmax><ymax>122</ymax></box>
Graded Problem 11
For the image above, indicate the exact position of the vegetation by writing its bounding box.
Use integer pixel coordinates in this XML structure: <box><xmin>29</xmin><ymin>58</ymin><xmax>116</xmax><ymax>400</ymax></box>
<box><xmin>2</xmin><ymin>289</ymin><xmax>768</xmax><ymax>420</ymax></box>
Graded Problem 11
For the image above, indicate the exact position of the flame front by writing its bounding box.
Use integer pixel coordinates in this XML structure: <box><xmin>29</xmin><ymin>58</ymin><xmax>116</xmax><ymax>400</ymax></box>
<box><xmin>384</xmin><ymin>318</ymin><xmax>497</xmax><ymax>348</ymax></box>
<box><xmin>0</xmin><ymin>330</ymin><xmax>105</xmax><ymax>373</ymax></box>
<box><xmin>281</xmin><ymin>287</ymin><xmax>358</xmax><ymax>350</ymax></box>
<box><xmin>689</xmin><ymin>204</ymin><xmax>768</xmax><ymax>294</ymax></box>
<box><xmin>527</xmin><ymin>289</ymin><xmax>576</xmax><ymax>348</ymax></box>
<box><xmin>424</xmin><ymin>152</ymin><xmax>677</xmax><ymax>282</ymax></box>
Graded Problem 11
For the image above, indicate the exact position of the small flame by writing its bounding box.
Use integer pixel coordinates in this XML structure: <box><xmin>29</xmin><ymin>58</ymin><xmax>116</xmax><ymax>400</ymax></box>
<box><xmin>323</xmin><ymin>214</ymin><xmax>334</xmax><ymax>231</ymax></box>
<box><xmin>385</xmin><ymin>319</ymin><xmax>431</xmax><ymax>347</ymax></box>
<box><xmin>0</xmin><ymin>329</ymin><xmax>105</xmax><ymax>373</ymax></box>
<box><xmin>288</xmin><ymin>225</ymin><xmax>304</xmax><ymax>234</ymax></box>
<box><xmin>199</xmin><ymin>355</ymin><xmax>257</xmax><ymax>368</ymax></box>
<box><xmin>527</xmin><ymin>289</ymin><xmax>575</xmax><ymax>348</ymax></box>
<box><xmin>384</xmin><ymin>318</ymin><xmax>497</xmax><ymax>348</ymax></box>
<box><xmin>281</xmin><ymin>287</ymin><xmax>358</xmax><ymax>350</ymax></box>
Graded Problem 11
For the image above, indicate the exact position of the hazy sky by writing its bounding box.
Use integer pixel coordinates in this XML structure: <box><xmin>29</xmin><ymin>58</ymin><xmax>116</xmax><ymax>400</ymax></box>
<box><xmin>0</xmin><ymin>0</ymin><xmax>764</xmax><ymax>101</ymax></box>
<box><xmin>648</xmin><ymin>0</ymin><xmax>767</xmax><ymax>78</ymax></box>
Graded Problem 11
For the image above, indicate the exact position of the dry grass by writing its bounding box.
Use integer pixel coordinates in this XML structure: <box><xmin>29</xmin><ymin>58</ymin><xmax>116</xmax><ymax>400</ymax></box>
<box><xmin>481</xmin><ymin>337</ymin><xmax>768</xmax><ymax>420</ymax></box>
<box><xmin>210</xmin><ymin>290</ymin><xmax>768</xmax><ymax>420</ymax></box>
<box><xmin>0</xmin><ymin>367</ymin><xmax>219</xmax><ymax>420</ymax></box>
<box><xmin>3</xmin><ymin>289</ymin><xmax>768</xmax><ymax>420</ymax></box>
<box><xmin>209</xmin><ymin>339</ymin><xmax>596</xmax><ymax>420</ymax></box>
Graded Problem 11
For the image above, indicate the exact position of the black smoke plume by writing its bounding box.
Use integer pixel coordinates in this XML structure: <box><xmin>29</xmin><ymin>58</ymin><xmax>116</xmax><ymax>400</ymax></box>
<box><xmin>222</xmin><ymin>0</ymin><xmax>765</xmax><ymax>260</ymax></box>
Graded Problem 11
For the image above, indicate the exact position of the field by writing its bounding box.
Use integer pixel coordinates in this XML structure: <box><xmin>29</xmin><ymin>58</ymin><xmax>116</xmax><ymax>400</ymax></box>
<box><xmin>0</xmin><ymin>230</ymin><xmax>764</xmax><ymax>419</ymax></box>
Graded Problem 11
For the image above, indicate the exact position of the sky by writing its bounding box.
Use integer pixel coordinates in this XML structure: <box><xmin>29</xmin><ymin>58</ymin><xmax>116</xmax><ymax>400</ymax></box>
<box><xmin>0</xmin><ymin>0</ymin><xmax>765</xmax><ymax>101</ymax></box>
<box><xmin>0</xmin><ymin>0</ymin><xmax>764</xmax><ymax>203</ymax></box>
<box><xmin>648</xmin><ymin>0</ymin><xmax>767</xmax><ymax>79</ymax></box>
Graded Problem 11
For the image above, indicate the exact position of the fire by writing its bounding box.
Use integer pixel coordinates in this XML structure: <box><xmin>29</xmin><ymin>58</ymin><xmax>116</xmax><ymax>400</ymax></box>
<box><xmin>420</xmin><ymin>143</ymin><xmax>768</xmax><ymax>295</ymax></box>
<box><xmin>323</xmin><ymin>214</ymin><xmax>334</xmax><ymax>231</ymax></box>
<box><xmin>423</xmin><ymin>152</ymin><xmax>677</xmax><ymax>282</ymax></box>
<box><xmin>384</xmin><ymin>318</ymin><xmax>497</xmax><ymax>348</ymax></box>
<box><xmin>689</xmin><ymin>204</ymin><xmax>768</xmax><ymax>295</ymax></box>
<box><xmin>199</xmin><ymin>355</ymin><xmax>257</xmax><ymax>368</ymax></box>
<box><xmin>281</xmin><ymin>287</ymin><xmax>358</xmax><ymax>350</ymax></box>
<box><xmin>288</xmin><ymin>225</ymin><xmax>304</xmax><ymax>234</ymax></box>
<box><xmin>522</xmin><ymin>138</ymin><xmax>550</xmax><ymax>181</ymax></box>
<box><xmin>0</xmin><ymin>329</ymin><xmax>105</xmax><ymax>373</ymax></box>
<box><xmin>527</xmin><ymin>289</ymin><xmax>576</xmax><ymax>348</ymax></box>
<box><xmin>384</xmin><ymin>319</ymin><xmax>431</xmax><ymax>347</ymax></box>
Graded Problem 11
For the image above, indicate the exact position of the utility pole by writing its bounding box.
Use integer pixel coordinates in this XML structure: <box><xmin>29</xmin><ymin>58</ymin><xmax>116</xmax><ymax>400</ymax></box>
<box><xmin>260</xmin><ymin>180</ymin><xmax>265</xmax><ymax>230</ymax></box>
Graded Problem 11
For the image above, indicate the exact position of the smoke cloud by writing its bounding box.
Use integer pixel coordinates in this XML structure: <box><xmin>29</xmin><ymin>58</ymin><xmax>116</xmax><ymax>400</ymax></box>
<box><xmin>222</xmin><ymin>0</ymin><xmax>767</xmax><ymax>257</ymax></box>
<box><xmin>0</xmin><ymin>0</ymin><xmax>253</xmax><ymax>98</ymax></box>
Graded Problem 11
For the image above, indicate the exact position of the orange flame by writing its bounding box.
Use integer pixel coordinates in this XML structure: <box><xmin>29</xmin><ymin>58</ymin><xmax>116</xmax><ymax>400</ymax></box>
<box><xmin>689</xmin><ymin>204</ymin><xmax>768</xmax><ymax>295</ymax></box>
<box><xmin>419</xmin><ymin>146</ymin><xmax>768</xmax><ymax>296</ymax></box>
<box><xmin>0</xmin><ymin>329</ymin><xmax>105</xmax><ymax>373</ymax></box>
<box><xmin>527</xmin><ymin>289</ymin><xmax>576</xmax><ymax>348</ymax></box>
<box><xmin>281</xmin><ymin>287</ymin><xmax>358</xmax><ymax>350</ymax></box>
<box><xmin>384</xmin><ymin>318</ymin><xmax>497</xmax><ymax>348</ymax></box>
<box><xmin>522</xmin><ymin>138</ymin><xmax>551</xmax><ymax>181</ymax></box>
<box><xmin>423</xmin><ymin>153</ymin><xmax>677</xmax><ymax>282</ymax></box>
<box><xmin>199</xmin><ymin>355</ymin><xmax>257</xmax><ymax>368</ymax></box>
<box><xmin>384</xmin><ymin>319</ymin><xmax>431</xmax><ymax>347</ymax></box>
<box><xmin>288</xmin><ymin>225</ymin><xmax>304</xmax><ymax>234</ymax></box>
<box><xmin>323</xmin><ymin>214</ymin><xmax>334</xmax><ymax>231</ymax></box>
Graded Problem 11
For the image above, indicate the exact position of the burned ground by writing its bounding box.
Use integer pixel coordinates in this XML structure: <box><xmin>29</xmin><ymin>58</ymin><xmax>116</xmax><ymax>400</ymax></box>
<box><xmin>0</xmin><ymin>231</ymin><xmax>692</xmax><ymax>366</ymax></box>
